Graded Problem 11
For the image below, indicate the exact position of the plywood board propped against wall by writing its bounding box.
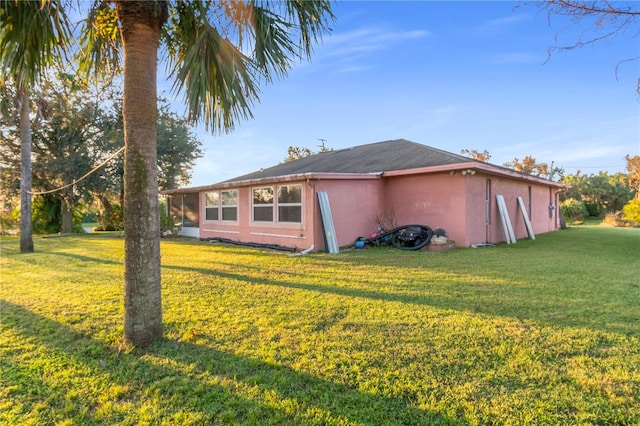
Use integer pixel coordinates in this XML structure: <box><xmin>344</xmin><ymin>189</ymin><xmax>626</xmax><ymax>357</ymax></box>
<box><xmin>517</xmin><ymin>196</ymin><xmax>535</xmax><ymax>240</ymax></box>
<box><xmin>496</xmin><ymin>195</ymin><xmax>515</xmax><ymax>244</ymax></box>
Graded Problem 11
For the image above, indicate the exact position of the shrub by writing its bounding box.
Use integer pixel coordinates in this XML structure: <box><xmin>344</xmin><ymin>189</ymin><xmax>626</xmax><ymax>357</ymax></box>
<box><xmin>602</xmin><ymin>211</ymin><xmax>637</xmax><ymax>227</ymax></box>
<box><xmin>584</xmin><ymin>202</ymin><xmax>600</xmax><ymax>217</ymax></box>
<box><xmin>32</xmin><ymin>195</ymin><xmax>62</xmax><ymax>234</ymax></box>
<box><xmin>0</xmin><ymin>208</ymin><xmax>19</xmax><ymax>234</ymax></box>
<box><xmin>622</xmin><ymin>198</ymin><xmax>640</xmax><ymax>224</ymax></box>
<box><xmin>95</xmin><ymin>204</ymin><xmax>124</xmax><ymax>231</ymax></box>
<box><xmin>560</xmin><ymin>199</ymin><xmax>588</xmax><ymax>224</ymax></box>
<box><xmin>82</xmin><ymin>211</ymin><xmax>98</xmax><ymax>223</ymax></box>
<box><xmin>159</xmin><ymin>200</ymin><xmax>180</xmax><ymax>236</ymax></box>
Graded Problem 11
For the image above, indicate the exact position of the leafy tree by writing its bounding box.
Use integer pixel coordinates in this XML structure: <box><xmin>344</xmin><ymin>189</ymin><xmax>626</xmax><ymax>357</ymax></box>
<box><xmin>620</xmin><ymin>155</ymin><xmax>640</xmax><ymax>223</ymax></box>
<box><xmin>284</xmin><ymin>141</ymin><xmax>333</xmax><ymax>162</ymax></box>
<box><xmin>2</xmin><ymin>85</ymin><xmax>204</xmax><ymax>234</ymax></box>
<box><xmin>561</xmin><ymin>171</ymin><xmax>633</xmax><ymax>215</ymax></box>
<box><xmin>0</xmin><ymin>0</ymin><xmax>70</xmax><ymax>252</ymax></box>
<box><xmin>151</xmin><ymin>100</ymin><xmax>204</xmax><ymax>190</ymax></box>
<box><xmin>31</xmin><ymin>194</ymin><xmax>62</xmax><ymax>234</ymax></box>
<box><xmin>585</xmin><ymin>173</ymin><xmax>633</xmax><ymax>215</ymax></box>
<box><xmin>30</xmin><ymin>78</ymin><xmax>104</xmax><ymax>233</ymax></box>
<box><xmin>88</xmin><ymin>94</ymin><xmax>203</xmax><ymax>226</ymax></box>
<box><xmin>2</xmin><ymin>0</ymin><xmax>334</xmax><ymax>347</ymax></box>
<box><xmin>625</xmin><ymin>154</ymin><xmax>639</xmax><ymax>198</ymax></box>
<box><xmin>560</xmin><ymin>198</ymin><xmax>588</xmax><ymax>224</ymax></box>
<box><xmin>503</xmin><ymin>155</ymin><xmax>564</xmax><ymax>181</ymax></box>
<box><xmin>558</xmin><ymin>171</ymin><xmax>583</xmax><ymax>202</ymax></box>
<box><xmin>284</xmin><ymin>146</ymin><xmax>313</xmax><ymax>162</ymax></box>
<box><xmin>460</xmin><ymin>149</ymin><xmax>491</xmax><ymax>162</ymax></box>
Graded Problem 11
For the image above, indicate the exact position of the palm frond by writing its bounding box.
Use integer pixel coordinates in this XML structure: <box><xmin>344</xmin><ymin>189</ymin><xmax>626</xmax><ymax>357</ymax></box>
<box><xmin>226</xmin><ymin>0</ymin><xmax>334</xmax><ymax>80</ymax></box>
<box><xmin>0</xmin><ymin>0</ymin><xmax>71</xmax><ymax>91</ymax></box>
<box><xmin>166</xmin><ymin>3</ymin><xmax>259</xmax><ymax>132</ymax></box>
<box><xmin>284</xmin><ymin>0</ymin><xmax>335</xmax><ymax>58</ymax></box>
<box><xmin>77</xmin><ymin>1</ymin><xmax>122</xmax><ymax>84</ymax></box>
<box><xmin>163</xmin><ymin>0</ymin><xmax>333</xmax><ymax>133</ymax></box>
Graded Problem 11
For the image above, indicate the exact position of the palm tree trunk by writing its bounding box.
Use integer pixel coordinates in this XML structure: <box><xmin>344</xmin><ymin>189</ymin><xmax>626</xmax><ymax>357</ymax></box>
<box><xmin>19</xmin><ymin>90</ymin><xmax>34</xmax><ymax>253</ymax></box>
<box><xmin>118</xmin><ymin>1</ymin><xmax>167</xmax><ymax>347</ymax></box>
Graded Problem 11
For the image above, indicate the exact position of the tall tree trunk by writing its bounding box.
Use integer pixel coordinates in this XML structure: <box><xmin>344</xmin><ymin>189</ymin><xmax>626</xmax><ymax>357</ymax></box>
<box><xmin>118</xmin><ymin>1</ymin><xmax>167</xmax><ymax>347</ymax></box>
<box><xmin>19</xmin><ymin>90</ymin><xmax>34</xmax><ymax>253</ymax></box>
<box><xmin>61</xmin><ymin>200</ymin><xmax>73</xmax><ymax>233</ymax></box>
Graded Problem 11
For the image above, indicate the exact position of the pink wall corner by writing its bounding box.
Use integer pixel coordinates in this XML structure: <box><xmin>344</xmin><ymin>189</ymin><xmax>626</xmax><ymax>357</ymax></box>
<box><xmin>464</xmin><ymin>176</ymin><xmax>490</xmax><ymax>247</ymax></box>
<box><xmin>313</xmin><ymin>178</ymin><xmax>385</xmax><ymax>249</ymax></box>
<box><xmin>384</xmin><ymin>172</ymin><xmax>468</xmax><ymax>245</ymax></box>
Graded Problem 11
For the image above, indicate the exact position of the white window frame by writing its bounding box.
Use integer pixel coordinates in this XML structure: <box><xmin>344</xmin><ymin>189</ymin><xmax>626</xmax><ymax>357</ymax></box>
<box><xmin>251</xmin><ymin>184</ymin><xmax>303</xmax><ymax>224</ymax></box>
<box><xmin>277</xmin><ymin>184</ymin><xmax>302</xmax><ymax>223</ymax></box>
<box><xmin>204</xmin><ymin>192</ymin><xmax>220</xmax><ymax>221</ymax></box>
<box><xmin>252</xmin><ymin>186</ymin><xmax>275</xmax><ymax>222</ymax></box>
<box><xmin>203</xmin><ymin>189</ymin><xmax>238</xmax><ymax>222</ymax></box>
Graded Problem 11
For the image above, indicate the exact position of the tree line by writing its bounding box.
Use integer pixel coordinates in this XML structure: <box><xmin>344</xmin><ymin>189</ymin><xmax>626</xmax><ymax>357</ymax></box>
<box><xmin>1</xmin><ymin>76</ymin><xmax>203</xmax><ymax>234</ymax></box>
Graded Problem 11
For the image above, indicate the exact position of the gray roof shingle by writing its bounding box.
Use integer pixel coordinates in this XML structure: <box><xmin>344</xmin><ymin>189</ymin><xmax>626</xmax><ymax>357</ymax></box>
<box><xmin>225</xmin><ymin>139</ymin><xmax>475</xmax><ymax>182</ymax></box>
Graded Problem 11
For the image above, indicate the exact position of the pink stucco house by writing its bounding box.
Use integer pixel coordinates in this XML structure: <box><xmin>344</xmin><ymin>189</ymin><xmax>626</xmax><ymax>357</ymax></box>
<box><xmin>163</xmin><ymin>139</ymin><xmax>567</xmax><ymax>251</ymax></box>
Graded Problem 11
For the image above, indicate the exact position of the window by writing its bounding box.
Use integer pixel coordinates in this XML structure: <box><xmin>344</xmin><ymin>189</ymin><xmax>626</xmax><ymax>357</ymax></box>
<box><xmin>204</xmin><ymin>190</ymin><xmax>237</xmax><ymax>222</ymax></box>
<box><xmin>278</xmin><ymin>185</ymin><xmax>302</xmax><ymax>223</ymax></box>
<box><xmin>251</xmin><ymin>184</ymin><xmax>302</xmax><ymax>223</ymax></box>
<box><xmin>221</xmin><ymin>190</ymin><xmax>238</xmax><ymax>221</ymax></box>
<box><xmin>253</xmin><ymin>187</ymin><xmax>274</xmax><ymax>222</ymax></box>
<box><xmin>205</xmin><ymin>192</ymin><xmax>219</xmax><ymax>221</ymax></box>
<box><xmin>169</xmin><ymin>193</ymin><xmax>200</xmax><ymax>228</ymax></box>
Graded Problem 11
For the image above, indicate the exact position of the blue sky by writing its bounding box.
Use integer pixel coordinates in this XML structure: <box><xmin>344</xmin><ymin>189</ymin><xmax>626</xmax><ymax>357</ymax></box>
<box><xmin>170</xmin><ymin>1</ymin><xmax>639</xmax><ymax>187</ymax></box>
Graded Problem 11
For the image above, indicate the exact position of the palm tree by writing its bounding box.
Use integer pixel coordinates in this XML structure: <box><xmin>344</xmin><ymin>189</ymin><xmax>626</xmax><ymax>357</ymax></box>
<box><xmin>0</xmin><ymin>0</ymin><xmax>70</xmax><ymax>253</ymax></box>
<box><xmin>2</xmin><ymin>0</ymin><xmax>334</xmax><ymax>347</ymax></box>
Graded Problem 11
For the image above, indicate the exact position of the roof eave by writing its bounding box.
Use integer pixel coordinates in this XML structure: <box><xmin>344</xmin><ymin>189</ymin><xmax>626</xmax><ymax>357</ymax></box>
<box><xmin>382</xmin><ymin>161</ymin><xmax>569</xmax><ymax>188</ymax></box>
<box><xmin>160</xmin><ymin>172</ymin><xmax>383</xmax><ymax>195</ymax></box>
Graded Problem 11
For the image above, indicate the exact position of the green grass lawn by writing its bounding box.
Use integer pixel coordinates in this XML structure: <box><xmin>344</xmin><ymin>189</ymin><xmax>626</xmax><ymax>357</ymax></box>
<box><xmin>1</xmin><ymin>226</ymin><xmax>638</xmax><ymax>425</ymax></box>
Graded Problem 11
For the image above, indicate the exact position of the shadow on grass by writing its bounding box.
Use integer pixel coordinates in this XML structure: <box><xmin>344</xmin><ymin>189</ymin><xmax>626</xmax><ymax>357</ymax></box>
<box><xmin>44</xmin><ymin>250</ymin><xmax>123</xmax><ymax>267</ymax></box>
<box><xmin>0</xmin><ymin>300</ymin><xmax>451</xmax><ymax>425</ymax></box>
<box><xmin>7</xmin><ymin>235</ymin><xmax>638</xmax><ymax>338</ymax></box>
<box><xmin>162</xmin><ymin>262</ymin><xmax>640</xmax><ymax>338</ymax></box>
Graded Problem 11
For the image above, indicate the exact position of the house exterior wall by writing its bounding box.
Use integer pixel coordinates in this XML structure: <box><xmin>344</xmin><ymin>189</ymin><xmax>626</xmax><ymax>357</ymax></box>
<box><xmin>183</xmin><ymin>169</ymin><xmax>563</xmax><ymax>251</ymax></box>
<box><xmin>379</xmin><ymin>172</ymin><xmax>563</xmax><ymax>247</ymax></box>
<box><xmin>464</xmin><ymin>175</ymin><xmax>490</xmax><ymax>246</ymax></box>
<box><xmin>198</xmin><ymin>181</ymin><xmax>313</xmax><ymax>250</ymax></box>
<box><xmin>196</xmin><ymin>177</ymin><xmax>385</xmax><ymax>251</ymax></box>
<box><xmin>467</xmin><ymin>173</ymin><xmax>561</xmax><ymax>246</ymax></box>
<box><xmin>383</xmin><ymin>172</ymin><xmax>468</xmax><ymax>244</ymax></box>
<box><xmin>313</xmin><ymin>178</ymin><xmax>385</xmax><ymax>250</ymax></box>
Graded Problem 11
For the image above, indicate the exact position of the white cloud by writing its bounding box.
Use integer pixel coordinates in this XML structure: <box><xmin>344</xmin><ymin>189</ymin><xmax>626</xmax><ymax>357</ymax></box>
<box><xmin>324</xmin><ymin>28</ymin><xmax>430</xmax><ymax>55</ymax></box>
<box><xmin>482</xmin><ymin>14</ymin><xmax>529</xmax><ymax>29</ymax></box>
<box><xmin>313</xmin><ymin>26</ymin><xmax>430</xmax><ymax>74</ymax></box>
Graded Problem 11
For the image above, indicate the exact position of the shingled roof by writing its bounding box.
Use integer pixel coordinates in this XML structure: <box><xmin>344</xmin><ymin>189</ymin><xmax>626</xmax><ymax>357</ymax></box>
<box><xmin>225</xmin><ymin>139</ymin><xmax>476</xmax><ymax>182</ymax></box>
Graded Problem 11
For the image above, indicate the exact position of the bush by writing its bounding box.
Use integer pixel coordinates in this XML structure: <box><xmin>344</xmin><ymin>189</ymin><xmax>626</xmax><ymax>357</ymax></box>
<box><xmin>602</xmin><ymin>211</ymin><xmax>638</xmax><ymax>228</ymax></box>
<box><xmin>32</xmin><ymin>195</ymin><xmax>62</xmax><ymax>234</ymax></box>
<box><xmin>584</xmin><ymin>202</ymin><xmax>600</xmax><ymax>217</ymax></box>
<box><xmin>560</xmin><ymin>199</ymin><xmax>589</xmax><ymax>224</ymax></box>
<box><xmin>159</xmin><ymin>200</ymin><xmax>180</xmax><ymax>236</ymax></box>
<box><xmin>82</xmin><ymin>211</ymin><xmax>98</xmax><ymax>223</ymax></box>
<box><xmin>622</xmin><ymin>198</ymin><xmax>640</xmax><ymax>223</ymax></box>
<box><xmin>95</xmin><ymin>204</ymin><xmax>124</xmax><ymax>231</ymax></box>
<box><xmin>0</xmin><ymin>208</ymin><xmax>19</xmax><ymax>234</ymax></box>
